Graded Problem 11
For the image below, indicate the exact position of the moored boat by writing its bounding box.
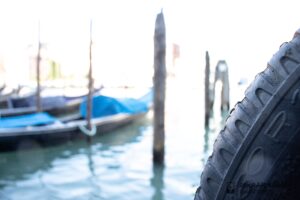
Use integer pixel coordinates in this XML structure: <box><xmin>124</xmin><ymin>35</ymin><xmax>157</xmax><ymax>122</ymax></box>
<box><xmin>0</xmin><ymin>87</ymin><xmax>102</xmax><ymax>117</ymax></box>
<box><xmin>0</xmin><ymin>89</ymin><xmax>152</xmax><ymax>151</ymax></box>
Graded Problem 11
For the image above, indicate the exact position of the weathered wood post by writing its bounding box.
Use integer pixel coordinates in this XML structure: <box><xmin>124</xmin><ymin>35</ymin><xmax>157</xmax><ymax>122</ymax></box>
<box><xmin>214</xmin><ymin>60</ymin><xmax>230</xmax><ymax>112</ymax></box>
<box><xmin>86</xmin><ymin>20</ymin><xmax>94</xmax><ymax>140</ymax></box>
<box><xmin>36</xmin><ymin>21</ymin><xmax>42</xmax><ymax>112</ymax></box>
<box><xmin>153</xmin><ymin>11</ymin><xmax>166</xmax><ymax>164</ymax></box>
<box><xmin>204</xmin><ymin>51</ymin><xmax>210</xmax><ymax>127</ymax></box>
<box><xmin>78</xmin><ymin>20</ymin><xmax>97</xmax><ymax>139</ymax></box>
<box><xmin>221</xmin><ymin>61</ymin><xmax>230</xmax><ymax>111</ymax></box>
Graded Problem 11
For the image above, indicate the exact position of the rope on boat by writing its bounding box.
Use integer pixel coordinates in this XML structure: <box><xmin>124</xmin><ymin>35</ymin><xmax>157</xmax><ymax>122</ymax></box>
<box><xmin>78</xmin><ymin>124</ymin><xmax>97</xmax><ymax>136</ymax></box>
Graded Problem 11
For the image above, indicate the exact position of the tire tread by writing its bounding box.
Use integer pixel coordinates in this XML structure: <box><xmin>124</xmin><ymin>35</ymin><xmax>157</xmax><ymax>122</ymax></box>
<box><xmin>195</xmin><ymin>34</ymin><xmax>300</xmax><ymax>200</ymax></box>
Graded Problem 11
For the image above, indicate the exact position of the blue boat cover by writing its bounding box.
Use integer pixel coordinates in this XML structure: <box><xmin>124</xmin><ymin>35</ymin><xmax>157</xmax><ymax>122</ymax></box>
<box><xmin>0</xmin><ymin>112</ymin><xmax>57</xmax><ymax>128</ymax></box>
<box><xmin>80</xmin><ymin>90</ymin><xmax>153</xmax><ymax>118</ymax></box>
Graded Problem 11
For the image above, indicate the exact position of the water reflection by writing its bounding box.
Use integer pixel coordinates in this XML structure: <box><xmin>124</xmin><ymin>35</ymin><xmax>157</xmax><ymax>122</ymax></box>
<box><xmin>202</xmin><ymin>110</ymin><xmax>229</xmax><ymax>166</ymax></box>
<box><xmin>203</xmin><ymin>127</ymin><xmax>209</xmax><ymax>155</ymax></box>
<box><xmin>0</xmin><ymin>109</ymin><xmax>210</xmax><ymax>200</ymax></box>
<box><xmin>151</xmin><ymin>164</ymin><xmax>164</xmax><ymax>200</ymax></box>
<box><xmin>87</xmin><ymin>147</ymin><xmax>96</xmax><ymax>176</ymax></box>
<box><xmin>201</xmin><ymin>127</ymin><xmax>210</xmax><ymax>167</ymax></box>
<box><xmin>0</xmin><ymin>117</ymin><xmax>149</xmax><ymax>183</ymax></box>
<box><xmin>86</xmin><ymin>146</ymin><xmax>103</xmax><ymax>199</ymax></box>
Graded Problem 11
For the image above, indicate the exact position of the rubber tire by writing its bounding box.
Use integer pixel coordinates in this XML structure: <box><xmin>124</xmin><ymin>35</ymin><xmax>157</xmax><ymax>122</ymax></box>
<box><xmin>195</xmin><ymin>30</ymin><xmax>300</xmax><ymax>200</ymax></box>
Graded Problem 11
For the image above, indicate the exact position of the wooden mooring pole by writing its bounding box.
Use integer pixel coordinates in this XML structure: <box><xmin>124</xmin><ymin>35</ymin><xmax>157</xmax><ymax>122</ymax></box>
<box><xmin>36</xmin><ymin>21</ymin><xmax>42</xmax><ymax>112</ymax></box>
<box><xmin>204</xmin><ymin>51</ymin><xmax>210</xmax><ymax>127</ymax></box>
<box><xmin>214</xmin><ymin>60</ymin><xmax>230</xmax><ymax>111</ymax></box>
<box><xmin>86</xmin><ymin>20</ymin><xmax>94</xmax><ymax>142</ymax></box>
<box><xmin>153</xmin><ymin>11</ymin><xmax>166</xmax><ymax>165</ymax></box>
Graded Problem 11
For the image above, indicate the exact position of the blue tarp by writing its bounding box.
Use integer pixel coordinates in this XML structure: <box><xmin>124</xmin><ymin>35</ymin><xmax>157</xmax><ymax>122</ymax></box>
<box><xmin>0</xmin><ymin>90</ymin><xmax>152</xmax><ymax>128</ymax></box>
<box><xmin>0</xmin><ymin>112</ymin><xmax>57</xmax><ymax>128</ymax></box>
<box><xmin>80</xmin><ymin>90</ymin><xmax>153</xmax><ymax>118</ymax></box>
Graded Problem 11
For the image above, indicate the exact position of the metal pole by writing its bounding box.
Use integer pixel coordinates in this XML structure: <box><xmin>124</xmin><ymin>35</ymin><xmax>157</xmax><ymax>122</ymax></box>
<box><xmin>153</xmin><ymin>11</ymin><xmax>166</xmax><ymax>165</ymax></box>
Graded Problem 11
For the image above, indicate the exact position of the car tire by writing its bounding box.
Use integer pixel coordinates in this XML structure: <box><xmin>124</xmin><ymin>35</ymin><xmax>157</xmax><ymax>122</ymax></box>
<box><xmin>194</xmin><ymin>29</ymin><xmax>300</xmax><ymax>200</ymax></box>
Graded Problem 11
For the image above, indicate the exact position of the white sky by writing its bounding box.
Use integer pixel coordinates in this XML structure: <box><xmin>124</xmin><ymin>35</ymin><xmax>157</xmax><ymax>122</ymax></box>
<box><xmin>0</xmin><ymin>0</ymin><xmax>299</xmax><ymax>87</ymax></box>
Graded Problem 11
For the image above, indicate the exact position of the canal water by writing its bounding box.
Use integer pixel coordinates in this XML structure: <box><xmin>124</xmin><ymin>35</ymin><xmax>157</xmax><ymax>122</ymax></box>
<box><xmin>0</xmin><ymin>77</ymin><xmax>235</xmax><ymax>200</ymax></box>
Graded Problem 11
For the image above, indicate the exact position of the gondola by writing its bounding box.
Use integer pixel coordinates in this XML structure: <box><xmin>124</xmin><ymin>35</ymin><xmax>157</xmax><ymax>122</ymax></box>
<box><xmin>0</xmin><ymin>90</ymin><xmax>152</xmax><ymax>151</ymax></box>
<box><xmin>0</xmin><ymin>87</ymin><xmax>102</xmax><ymax>117</ymax></box>
<box><xmin>0</xmin><ymin>85</ymin><xmax>18</xmax><ymax>109</ymax></box>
